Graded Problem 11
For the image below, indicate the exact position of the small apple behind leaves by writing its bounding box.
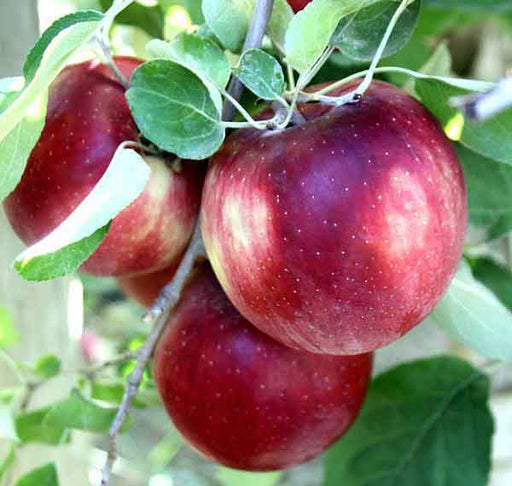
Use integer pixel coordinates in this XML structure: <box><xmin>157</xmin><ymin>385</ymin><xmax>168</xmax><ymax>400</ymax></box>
<box><xmin>288</xmin><ymin>0</ymin><xmax>312</xmax><ymax>13</ymax></box>
<box><xmin>153</xmin><ymin>263</ymin><xmax>372</xmax><ymax>471</ymax></box>
<box><xmin>3</xmin><ymin>57</ymin><xmax>204</xmax><ymax>277</ymax></box>
<box><xmin>201</xmin><ymin>80</ymin><xmax>467</xmax><ymax>355</ymax></box>
<box><xmin>118</xmin><ymin>262</ymin><xmax>180</xmax><ymax>308</ymax></box>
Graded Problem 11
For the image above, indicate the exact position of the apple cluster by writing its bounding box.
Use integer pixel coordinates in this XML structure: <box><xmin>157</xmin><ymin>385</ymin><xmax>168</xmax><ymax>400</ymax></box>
<box><xmin>3</xmin><ymin>56</ymin><xmax>467</xmax><ymax>470</ymax></box>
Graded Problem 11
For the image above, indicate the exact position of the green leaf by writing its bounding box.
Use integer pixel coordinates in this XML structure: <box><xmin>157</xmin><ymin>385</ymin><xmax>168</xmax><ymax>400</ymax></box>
<box><xmin>33</xmin><ymin>354</ymin><xmax>61</xmax><ymax>379</ymax></box>
<box><xmin>127</xmin><ymin>60</ymin><xmax>225</xmax><ymax>160</ymax></box>
<box><xmin>236</xmin><ymin>49</ymin><xmax>285</xmax><ymax>100</ymax></box>
<box><xmin>202</xmin><ymin>0</ymin><xmax>292</xmax><ymax>53</ymax></box>
<box><xmin>0</xmin><ymin>387</ymin><xmax>21</xmax><ymax>405</ymax></box>
<box><xmin>44</xmin><ymin>389</ymin><xmax>121</xmax><ymax>434</ymax></box>
<box><xmin>416</xmin><ymin>78</ymin><xmax>512</xmax><ymax>165</ymax></box>
<box><xmin>285</xmin><ymin>0</ymin><xmax>382</xmax><ymax>73</ymax></box>
<box><xmin>0</xmin><ymin>14</ymin><xmax>103</xmax><ymax>200</ymax></box>
<box><xmin>331</xmin><ymin>0</ymin><xmax>421</xmax><ymax>61</ymax></box>
<box><xmin>15</xmin><ymin>225</ymin><xmax>109</xmax><ymax>282</ymax></box>
<box><xmin>424</xmin><ymin>0</ymin><xmax>512</xmax><ymax>11</ymax></box>
<box><xmin>16</xmin><ymin>408</ymin><xmax>69</xmax><ymax>445</ymax></box>
<box><xmin>100</xmin><ymin>0</ymin><xmax>164</xmax><ymax>38</ymax></box>
<box><xmin>23</xmin><ymin>10</ymin><xmax>104</xmax><ymax>83</ymax></box>
<box><xmin>430</xmin><ymin>260</ymin><xmax>512</xmax><ymax>361</ymax></box>
<box><xmin>0</xmin><ymin>405</ymin><xmax>18</xmax><ymax>442</ymax></box>
<box><xmin>469</xmin><ymin>257</ymin><xmax>512</xmax><ymax>311</ymax></box>
<box><xmin>457</xmin><ymin>145</ymin><xmax>512</xmax><ymax>240</ymax></box>
<box><xmin>324</xmin><ymin>356</ymin><xmax>492</xmax><ymax>486</ymax></box>
<box><xmin>216</xmin><ymin>469</ymin><xmax>282</xmax><ymax>486</ymax></box>
<box><xmin>16</xmin><ymin>463</ymin><xmax>58</xmax><ymax>486</ymax></box>
<box><xmin>0</xmin><ymin>81</ymin><xmax>47</xmax><ymax>203</ymax></box>
<box><xmin>147</xmin><ymin>32</ymin><xmax>231</xmax><ymax>88</ymax></box>
<box><xmin>14</xmin><ymin>146</ymin><xmax>150</xmax><ymax>281</ymax></box>
<box><xmin>0</xmin><ymin>446</ymin><xmax>15</xmax><ymax>482</ymax></box>
<box><xmin>0</xmin><ymin>304</ymin><xmax>18</xmax><ymax>349</ymax></box>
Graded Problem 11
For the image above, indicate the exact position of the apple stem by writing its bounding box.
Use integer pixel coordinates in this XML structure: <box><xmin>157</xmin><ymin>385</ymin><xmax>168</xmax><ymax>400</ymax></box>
<box><xmin>222</xmin><ymin>0</ymin><xmax>275</xmax><ymax>120</ymax></box>
<box><xmin>99</xmin><ymin>223</ymin><xmax>205</xmax><ymax>486</ymax></box>
<box><xmin>94</xmin><ymin>35</ymin><xmax>128</xmax><ymax>90</ymax></box>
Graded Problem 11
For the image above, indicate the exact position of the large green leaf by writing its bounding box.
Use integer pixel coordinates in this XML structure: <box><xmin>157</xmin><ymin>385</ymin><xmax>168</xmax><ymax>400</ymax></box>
<box><xmin>469</xmin><ymin>257</ymin><xmax>512</xmax><ymax>312</ymax></box>
<box><xmin>127</xmin><ymin>60</ymin><xmax>224</xmax><ymax>160</ymax></box>
<box><xmin>430</xmin><ymin>260</ymin><xmax>512</xmax><ymax>361</ymax></box>
<box><xmin>16</xmin><ymin>408</ymin><xmax>69</xmax><ymax>445</ymax></box>
<box><xmin>416</xmin><ymin>78</ymin><xmax>512</xmax><ymax>165</ymax></box>
<box><xmin>332</xmin><ymin>0</ymin><xmax>421</xmax><ymax>61</ymax></box>
<box><xmin>0</xmin><ymin>82</ymin><xmax>47</xmax><ymax>203</ymax></box>
<box><xmin>14</xmin><ymin>147</ymin><xmax>149</xmax><ymax>281</ymax></box>
<box><xmin>285</xmin><ymin>0</ymin><xmax>384</xmax><ymax>73</ymax></box>
<box><xmin>44</xmin><ymin>389</ymin><xmax>121</xmax><ymax>434</ymax></box>
<box><xmin>457</xmin><ymin>145</ymin><xmax>512</xmax><ymax>240</ymax></box>
<box><xmin>324</xmin><ymin>357</ymin><xmax>493</xmax><ymax>486</ymax></box>
<box><xmin>23</xmin><ymin>10</ymin><xmax>104</xmax><ymax>83</ymax></box>
<box><xmin>16</xmin><ymin>463</ymin><xmax>58</xmax><ymax>486</ymax></box>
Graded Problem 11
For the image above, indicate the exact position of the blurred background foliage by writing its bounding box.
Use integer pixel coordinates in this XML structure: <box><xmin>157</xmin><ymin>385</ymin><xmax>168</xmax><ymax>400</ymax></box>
<box><xmin>1</xmin><ymin>0</ymin><xmax>512</xmax><ymax>485</ymax></box>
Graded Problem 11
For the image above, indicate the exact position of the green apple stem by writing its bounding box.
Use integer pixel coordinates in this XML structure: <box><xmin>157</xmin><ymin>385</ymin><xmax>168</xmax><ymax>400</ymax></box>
<box><xmin>94</xmin><ymin>35</ymin><xmax>128</xmax><ymax>89</ymax></box>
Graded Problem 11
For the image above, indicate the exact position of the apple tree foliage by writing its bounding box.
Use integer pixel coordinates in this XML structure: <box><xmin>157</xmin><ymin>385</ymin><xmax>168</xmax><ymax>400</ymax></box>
<box><xmin>0</xmin><ymin>0</ymin><xmax>512</xmax><ymax>484</ymax></box>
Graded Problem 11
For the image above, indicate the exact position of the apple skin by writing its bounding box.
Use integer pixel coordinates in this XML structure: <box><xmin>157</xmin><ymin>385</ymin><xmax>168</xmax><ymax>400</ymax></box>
<box><xmin>288</xmin><ymin>0</ymin><xmax>312</xmax><ymax>13</ymax></box>
<box><xmin>153</xmin><ymin>263</ymin><xmax>372</xmax><ymax>471</ymax></box>
<box><xmin>3</xmin><ymin>57</ymin><xmax>204</xmax><ymax>277</ymax></box>
<box><xmin>201</xmin><ymin>80</ymin><xmax>467</xmax><ymax>355</ymax></box>
<box><xmin>118</xmin><ymin>262</ymin><xmax>179</xmax><ymax>307</ymax></box>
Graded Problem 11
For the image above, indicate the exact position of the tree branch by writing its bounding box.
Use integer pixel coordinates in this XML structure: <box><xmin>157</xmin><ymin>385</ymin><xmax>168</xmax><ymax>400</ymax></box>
<box><xmin>100</xmin><ymin>1</ymin><xmax>275</xmax><ymax>483</ymax></box>
<box><xmin>222</xmin><ymin>0</ymin><xmax>275</xmax><ymax>120</ymax></box>
<box><xmin>100</xmin><ymin>223</ymin><xmax>204</xmax><ymax>486</ymax></box>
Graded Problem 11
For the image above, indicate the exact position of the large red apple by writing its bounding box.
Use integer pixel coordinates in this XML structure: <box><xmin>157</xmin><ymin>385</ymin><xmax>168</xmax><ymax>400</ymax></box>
<box><xmin>118</xmin><ymin>262</ymin><xmax>179</xmax><ymax>307</ymax></box>
<box><xmin>288</xmin><ymin>0</ymin><xmax>311</xmax><ymax>13</ymax></box>
<box><xmin>153</xmin><ymin>263</ymin><xmax>372</xmax><ymax>471</ymax></box>
<box><xmin>201</xmin><ymin>80</ymin><xmax>467</xmax><ymax>355</ymax></box>
<box><xmin>3</xmin><ymin>57</ymin><xmax>204</xmax><ymax>277</ymax></box>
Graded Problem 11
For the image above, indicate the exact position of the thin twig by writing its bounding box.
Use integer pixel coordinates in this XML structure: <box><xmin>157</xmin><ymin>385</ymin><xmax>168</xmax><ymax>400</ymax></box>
<box><xmin>222</xmin><ymin>0</ymin><xmax>275</xmax><ymax>120</ymax></box>
<box><xmin>100</xmin><ymin>223</ymin><xmax>204</xmax><ymax>485</ymax></box>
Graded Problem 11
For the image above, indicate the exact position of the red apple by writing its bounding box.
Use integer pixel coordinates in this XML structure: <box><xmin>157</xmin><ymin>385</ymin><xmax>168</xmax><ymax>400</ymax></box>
<box><xmin>3</xmin><ymin>57</ymin><xmax>204</xmax><ymax>277</ymax></box>
<box><xmin>118</xmin><ymin>262</ymin><xmax>179</xmax><ymax>307</ymax></box>
<box><xmin>153</xmin><ymin>263</ymin><xmax>372</xmax><ymax>471</ymax></box>
<box><xmin>288</xmin><ymin>0</ymin><xmax>312</xmax><ymax>13</ymax></box>
<box><xmin>201</xmin><ymin>80</ymin><xmax>467</xmax><ymax>355</ymax></box>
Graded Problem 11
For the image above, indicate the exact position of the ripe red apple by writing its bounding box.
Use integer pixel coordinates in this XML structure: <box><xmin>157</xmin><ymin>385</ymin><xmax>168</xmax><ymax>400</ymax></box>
<box><xmin>118</xmin><ymin>262</ymin><xmax>179</xmax><ymax>307</ymax></box>
<box><xmin>3</xmin><ymin>57</ymin><xmax>204</xmax><ymax>277</ymax></box>
<box><xmin>153</xmin><ymin>263</ymin><xmax>372</xmax><ymax>471</ymax></box>
<box><xmin>201</xmin><ymin>80</ymin><xmax>467</xmax><ymax>355</ymax></box>
<box><xmin>288</xmin><ymin>0</ymin><xmax>312</xmax><ymax>13</ymax></box>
